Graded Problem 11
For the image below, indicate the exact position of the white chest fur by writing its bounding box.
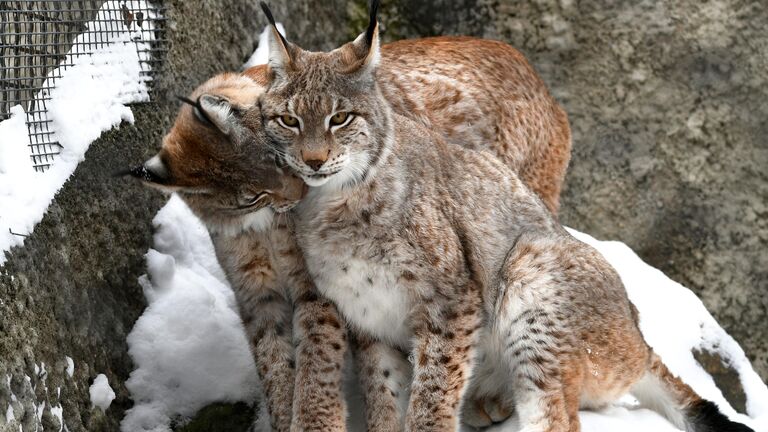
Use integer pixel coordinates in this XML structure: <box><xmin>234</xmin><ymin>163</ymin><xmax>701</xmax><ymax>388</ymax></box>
<box><xmin>310</xmin><ymin>254</ymin><xmax>412</xmax><ymax>348</ymax></box>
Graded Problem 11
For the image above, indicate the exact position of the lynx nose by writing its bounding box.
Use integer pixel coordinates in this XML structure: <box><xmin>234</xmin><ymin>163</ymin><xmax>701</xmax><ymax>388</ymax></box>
<box><xmin>301</xmin><ymin>149</ymin><xmax>330</xmax><ymax>172</ymax></box>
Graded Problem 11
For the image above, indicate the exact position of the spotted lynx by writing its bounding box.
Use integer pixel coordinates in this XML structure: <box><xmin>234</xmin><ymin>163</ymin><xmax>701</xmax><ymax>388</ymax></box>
<box><xmin>128</xmin><ymin>20</ymin><xmax>572</xmax><ymax>431</ymax></box>
<box><xmin>258</xmin><ymin>2</ymin><xmax>754</xmax><ymax>432</ymax></box>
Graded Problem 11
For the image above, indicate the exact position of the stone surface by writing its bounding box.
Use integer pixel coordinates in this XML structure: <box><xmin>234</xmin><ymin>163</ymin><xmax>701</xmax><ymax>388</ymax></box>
<box><xmin>1</xmin><ymin>1</ymin><xmax>765</xmax><ymax>431</ymax></box>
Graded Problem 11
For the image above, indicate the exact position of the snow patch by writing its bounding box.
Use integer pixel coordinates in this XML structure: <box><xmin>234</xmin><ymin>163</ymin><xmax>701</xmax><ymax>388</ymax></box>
<box><xmin>50</xmin><ymin>404</ymin><xmax>64</xmax><ymax>432</ymax></box>
<box><xmin>65</xmin><ymin>357</ymin><xmax>75</xmax><ymax>378</ymax></box>
<box><xmin>90</xmin><ymin>374</ymin><xmax>116</xmax><ymax>411</ymax></box>
<box><xmin>120</xmin><ymin>195</ymin><xmax>259</xmax><ymax>432</ymax></box>
<box><xmin>0</xmin><ymin>0</ymin><xmax>157</xmax><ymax>265</ymax></box>
<box><xmin>5</xmin><ymin>404</ymin><xmax>14</xmax><ymax>424</ymax></box>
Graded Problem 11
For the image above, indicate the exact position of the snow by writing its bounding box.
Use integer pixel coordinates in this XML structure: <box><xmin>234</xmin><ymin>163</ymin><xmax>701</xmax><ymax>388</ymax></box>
<box><xmin>5</xmin><ymin>404</ymin><xmax>14</xmax><ymax>424</ymax></box>
<box><xmin>50</xmin><ymin>404</ymin><xmax>64</xmax><ymax>432</ymax></box>
<box><xmin>65</xmin><ymin>356</ymin><xmax>75</xmax><ymax>378</ymax></box>
<box><xmin>0</xmin><ymin>0</ymin><xmax>157</xmax><ymax>265</ymax></box>
<box><xmin>120</xmin><ymin>195</ymin><xmax>260</xmax><ymax>432</ymax></box>
<box><xmin>90</xmin><ymin>374</ymin><xmax>116</xmax><ymax>411</ymax></box>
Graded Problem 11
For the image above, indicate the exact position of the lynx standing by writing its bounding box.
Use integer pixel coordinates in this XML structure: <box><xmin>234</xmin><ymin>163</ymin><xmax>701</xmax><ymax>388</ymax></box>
<box><xmin>258</xmin><ymin>2</ymin><xmax>755</xmax><ymax>432</ymax></box>
<box><xmin>127</xmin><ymin>26</ymin><xmax>570</xmax><ymax>432</ymax></box>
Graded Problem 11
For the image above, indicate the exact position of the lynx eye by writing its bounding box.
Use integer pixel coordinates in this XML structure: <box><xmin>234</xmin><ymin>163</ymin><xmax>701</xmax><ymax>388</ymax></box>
<box><xmin>277</xmin><ymin>114</ymin><xmax>299</xmax><ymax>130</ymax></box>
<box><xmin>329</xmin><ymin>111</ymin><xmax>353</xmax><ymax>129</ymax></box>
<box><xmin>237</xmin><ymin>192</ymin><xmax>269</xmax><ymax>208</ymax></box>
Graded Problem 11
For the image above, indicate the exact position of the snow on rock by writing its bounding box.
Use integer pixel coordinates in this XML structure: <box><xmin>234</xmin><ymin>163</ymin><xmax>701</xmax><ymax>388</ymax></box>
<box><xmin>120</xmin><ymin>195</ymin><xmax>259</xmax><ymax>432</ymax></box>
<box><xmin>65</xmin><ymin>356</ymin><xmax>75</xmax><ymax>378</ymax></box>
<box><xmin>0</xmin><ymin>0</ymin><xmax>157</xmax><ymax>265</ymax></box>
<box><xmin>90</xmin><ymin>374</ymin><xmax>116</xmax><ymax>411</ymax></box>
<box><xmin>5</xmin><ymin>404</ymin><xmax>14</xmax><ymax>424</ymax></box>
<box><xmin>51</xmin><ymin>404</ymin><xmax>64</xmax><ymax>432</ymax></box>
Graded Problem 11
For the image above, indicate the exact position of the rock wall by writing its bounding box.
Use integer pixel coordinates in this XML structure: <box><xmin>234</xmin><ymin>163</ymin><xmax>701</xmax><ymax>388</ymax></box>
<box><xmin>1</xmin><ymin>1</ymin><xmax>764</xmax><ymax>430</ymax></box>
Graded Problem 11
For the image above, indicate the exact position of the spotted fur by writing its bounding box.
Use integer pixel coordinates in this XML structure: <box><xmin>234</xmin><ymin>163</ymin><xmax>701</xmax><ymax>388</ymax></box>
<box><xmin>128</xmin><ymin>73</ymin><xmax>348</xmax><ymax>432</ymax></box>
<box><xmin>130</xmin><ymin>22</ymin><xmax>573</xmax><ymax>431</ymax></box>
<box><xmin>259</xmin><ymin>9</ymin><xmax>754</xmax><ymax>432</ymax></box>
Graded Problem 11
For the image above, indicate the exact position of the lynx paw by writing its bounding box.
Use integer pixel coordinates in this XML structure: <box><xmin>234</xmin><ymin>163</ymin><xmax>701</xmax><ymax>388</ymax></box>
<box><xmin>462</xmin><ymin>396</ymin><xmax>514</xmax><ymax>428</ymax></box>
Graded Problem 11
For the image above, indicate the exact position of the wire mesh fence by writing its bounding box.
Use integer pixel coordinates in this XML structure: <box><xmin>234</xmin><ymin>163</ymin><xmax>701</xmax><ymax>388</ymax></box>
<box><xmin>0</xmin><ymin>0</ymin><xmax>167</xmax><ymax>172</ymax></box>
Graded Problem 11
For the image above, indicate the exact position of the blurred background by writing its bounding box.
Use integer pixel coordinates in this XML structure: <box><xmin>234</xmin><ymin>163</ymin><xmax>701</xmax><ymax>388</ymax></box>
<box><xmin>0</xmin><ymin>0</ymin><xmax>765</xmax><ymax>430</ymax></box>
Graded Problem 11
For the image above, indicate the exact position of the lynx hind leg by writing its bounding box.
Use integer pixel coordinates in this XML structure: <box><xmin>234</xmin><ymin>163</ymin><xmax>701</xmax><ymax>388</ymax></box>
<box><xmin>495</xmin><ymin>237</ymin><xmax>589</xmax><ymax>432</ymax></box>
<box><xmin>352</xmin><ymin>333</ymin><xmax>411</xmax><ymax>432</ymax></box>
<box><xmin>501</xmin><ymin>310</ymin><xmax>583</xmax><ymax>432</ymax></box>
<box><xmin>498</xmin><ymin>235</ymin><xmax>649</xmax><ymax>432</ymax></box>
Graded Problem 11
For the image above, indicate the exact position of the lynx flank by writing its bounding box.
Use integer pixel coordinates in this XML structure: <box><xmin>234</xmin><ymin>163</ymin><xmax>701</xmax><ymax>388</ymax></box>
<box><xmin>258</xmin><ymin>3</ymin><xmax>755</xmax><ymax>432</ymax></box>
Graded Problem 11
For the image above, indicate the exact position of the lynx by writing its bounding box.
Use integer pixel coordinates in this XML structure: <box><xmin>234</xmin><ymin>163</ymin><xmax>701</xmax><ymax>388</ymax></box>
<box><xmin>128</xmin><ymin>23</ymin><xmax>571</xmax><ymax>429</ymax></box>
<box><xmin>128</xmin><ymin>71</ymin><xmax>352</xmax><ymax>432</ymax></box>
<box><xmin>257</xmin><ymin>2</ymin><xmax>755</xmax><ymax>432</ymax></box>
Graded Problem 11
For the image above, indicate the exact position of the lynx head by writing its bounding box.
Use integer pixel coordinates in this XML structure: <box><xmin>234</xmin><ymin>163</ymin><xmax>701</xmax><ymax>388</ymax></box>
<box><xmin>127</xmin><ymin>69</ymin><xmax>305</xmax><ymax>235</ymax></box>
<box><xmin>258</xmin><ymin>0</ymin><xmax>391</xmax><ymax>190</ymax></box>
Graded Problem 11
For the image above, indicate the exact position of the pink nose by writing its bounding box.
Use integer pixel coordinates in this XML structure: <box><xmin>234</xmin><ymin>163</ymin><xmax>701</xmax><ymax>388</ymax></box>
<box><xmin>301</xmin><ymin>149</ymin><xmax>330</xmax><ymax>171</ymax></box>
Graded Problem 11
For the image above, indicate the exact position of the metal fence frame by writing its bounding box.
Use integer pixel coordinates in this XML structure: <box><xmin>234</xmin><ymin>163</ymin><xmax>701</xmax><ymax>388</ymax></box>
<box><xmin>0</xmin><ymin>0</ymin><xmax>166</xmax><ymax>171</ymax></box>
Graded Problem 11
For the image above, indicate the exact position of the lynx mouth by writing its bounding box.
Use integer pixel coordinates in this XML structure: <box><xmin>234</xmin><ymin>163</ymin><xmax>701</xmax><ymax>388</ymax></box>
<box><xmin>302</xmin><ymin>170</ymin><xmax>340</xmax><ymax>187</ymax></box>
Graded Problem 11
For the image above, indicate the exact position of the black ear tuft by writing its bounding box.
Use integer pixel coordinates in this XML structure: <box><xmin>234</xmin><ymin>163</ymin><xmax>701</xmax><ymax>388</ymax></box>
<box><xmin>259</xmin><ymin>2</ymin><xmax>276</xmax><ymax>26</ymax></box>
<box><xmin>365</xmin><ymin>0</ymin><xmax>380</xmax><ymax>46</ymax></box>
<box><xmin>176</xmin><ymin>95</ymin><xmax>196</xmax><ymax>107</ymax></box>
<box><xmin>123</xmin><ymin>164</ymin><xmax>168</xmax><ymax>184</ymax></box>
<box><xmin>259</xmin><ymin>2</ymin><xmax>289</xmax><ymax>47</ymax></box>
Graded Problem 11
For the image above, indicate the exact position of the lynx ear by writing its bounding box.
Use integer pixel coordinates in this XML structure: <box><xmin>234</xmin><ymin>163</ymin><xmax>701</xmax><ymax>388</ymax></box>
<box><xmin>198</xmin><ymin>94</ymin><xmax>236</xmax><ymax>135</ymax></box>
<box><xmin>342</xmin><ymin>0</ymin><xmax>381</xmax><ymax>74</ymax></box>
<box><xmin>259</xmin><ymin>2</ymin><xmax>294</xmax><ymax>78</ymax></box>
<box><xmin>124</xmin><ymin>154</ymin><xmax>172</xmax><ymax>187</ymax></box>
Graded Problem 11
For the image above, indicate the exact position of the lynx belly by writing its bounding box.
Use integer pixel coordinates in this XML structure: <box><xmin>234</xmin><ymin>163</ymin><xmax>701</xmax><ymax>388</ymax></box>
<box><xmin>313</xmin><ymin>256</ymin><xmax>412</xmax><ymax>348</ymax></box>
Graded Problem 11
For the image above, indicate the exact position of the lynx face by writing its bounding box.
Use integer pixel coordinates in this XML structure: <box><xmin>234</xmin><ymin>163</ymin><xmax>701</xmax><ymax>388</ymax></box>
<box><xmin>260</xmin><ymin>20</ymin><xmax>389</xmax><ymax>189</ymax></box>
<box><xmin>128</xmin><ymin>71</ymin><xmax>305</xmax><ymax>235</ymax></box>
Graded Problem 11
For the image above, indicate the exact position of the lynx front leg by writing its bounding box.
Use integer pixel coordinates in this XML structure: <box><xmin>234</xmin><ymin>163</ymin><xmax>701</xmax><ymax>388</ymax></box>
<box><xmin>405</xmin><ymin>297</ymin><xmax>483</xmax><ymax>432</ymax></box>
<box><xmin>291</xmin><ymin>291</ymin><xmax>349</xmax><ymax>432</ymax></box>
<box><xmin>240</xmin><ymin>291</ymin><xmax>295</xmax><ymax>432</ymax></box>
<box><xmin>353</xmin><ymin>332</ymin><xmax>411</xmax><ymax>432</ymax></box>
